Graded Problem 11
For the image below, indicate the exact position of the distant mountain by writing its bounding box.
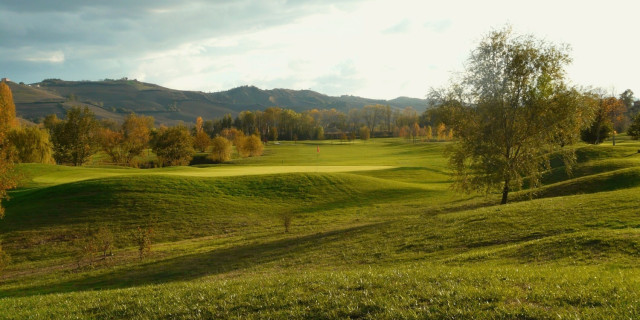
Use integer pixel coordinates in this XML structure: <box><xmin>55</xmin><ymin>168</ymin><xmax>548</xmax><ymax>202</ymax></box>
<box><xmin>9</xmin><ymin>79</ymin><xmax>430</xmax><ymax>125</ymax></box>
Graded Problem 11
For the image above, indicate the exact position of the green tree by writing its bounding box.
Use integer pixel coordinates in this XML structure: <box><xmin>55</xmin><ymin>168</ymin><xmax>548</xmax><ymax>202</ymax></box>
<box><xmin>209</xmin><ymin>136</ymin><xmax>232</xmax><ymax>163</ymax></box>
<box><xmin>314</xmin><ymin>126</ymin><xmax>325</xmax><ymax>140</ymax></box>
<box><xmin>152</xmin><ymin>126</ymin><xmax>194</xmax><ymax>166</ymax></box>
<box><xmin>627</xmin><ymin>113</ymin><xmax>640</xmax><ymax>140</ymax></box>
<box><xmin>7</xmin><ymin>126</ymin><xmax>54</xmax><ymax>163</ymax></box>
<box><xmin>50</xmin><ymin>107</ymin><xmax>98</xmax><ymax>166</ymax></box>
<box><xmin>436</xmin><ymin>27</ymin><xmax>591</xmax><ymax>204</ymax></box>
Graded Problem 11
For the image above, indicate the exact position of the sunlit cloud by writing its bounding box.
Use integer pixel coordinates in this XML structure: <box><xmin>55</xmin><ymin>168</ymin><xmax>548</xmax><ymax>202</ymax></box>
<box><xmin>0</xmin><ymin>0</ymin><xmax>638</xmax><ymax>99</ymax></box>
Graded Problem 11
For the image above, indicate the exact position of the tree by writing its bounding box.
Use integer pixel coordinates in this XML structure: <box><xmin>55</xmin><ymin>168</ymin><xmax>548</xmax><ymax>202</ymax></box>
<box><xmin>436</xmin><ymin>27</ymin><xmax>591</xmax><ymax>205</ymax></box>
<box><xmin>121</xmin><ymin>114</ymin><xmax>154</xmax><ymax>164</ymax></box>
<box><xmin>581</xmin><ymin>94</ymin><xmax>617</xmax><ymax>144</ymax></box>
<box><xmin>0</xmin><ymin>81</ymin><xmax>18</xmax><ymax>219</ymax></box>
<box><xmin>50</xmin><ymin>106</ymin><xmax>98</xmax><ymax>166</ymax></box>
<box><xmin>314</xmin><ymin>126</ymin><xmax>325</xmax><ymax>140</ymax></box>
<box><xmin>359</xmin><ymin>126</ymin><xmax>370</xmax><ymax>141</ymax></box>
<box><xmin>7</xmin><ymin>126</ymin><xmax>54</xmax><ymax>163</ymax></box>
<box><xmin>193</xmin><ymin>116</ymin><xmax>210</xmax><ymax>152</ymax></box>
<box><xmin>94</xmin><ymin>226</ymin><xmax>114</xmax><ymax>258</ymax></box>
<box><xmin>628</xmin><ymin>113</ymin><xmax>640</xmax><ymax>140</ymax></box>
<box><xmin>152</xmin><ymin>126</ymin><xmax>194</xmax><ymax>167</ymax></box>
<box><xmin>436</xmin><ymin>123</ymin><xmax>447</xmax><ymax>141</ymax></box>
<box><xmin>133</xmin><ymin>226</ymin><xmax>153</xmax><ymax>260</ymax></box>
<box><xmin>209</xmin><ymin>136</ymin><xmax>232</xmax><ymax>162</ymax></box>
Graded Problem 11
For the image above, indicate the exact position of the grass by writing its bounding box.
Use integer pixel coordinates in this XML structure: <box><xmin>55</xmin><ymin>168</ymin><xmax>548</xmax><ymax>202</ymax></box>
<box><xmin>1</xmin><ymin>137</ymin><xmax>640</xmax><ymax>318</ymax></box>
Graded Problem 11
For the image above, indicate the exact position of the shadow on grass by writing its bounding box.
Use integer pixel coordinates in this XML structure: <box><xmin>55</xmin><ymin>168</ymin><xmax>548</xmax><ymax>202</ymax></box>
<box><xmin>0</xmin><ymin>223</ymin><xmax>387</xmax><ymax>298</ymax></box>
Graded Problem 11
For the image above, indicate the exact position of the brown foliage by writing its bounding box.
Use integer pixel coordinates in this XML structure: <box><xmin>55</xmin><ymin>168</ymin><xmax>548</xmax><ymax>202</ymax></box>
<box><xmin>236</xmin><ymin>134</ymin><xmax>264</xmax><ymax>157</ymax></box>
<box><xmin>134</xmin><ymin>226</ymin><xmax>153</xmax><ymax>260</ymax></box>
<box><xmin>209</xmin><ymin>136</ymin><xmax>232</xmax><ymax>163</ymax></box>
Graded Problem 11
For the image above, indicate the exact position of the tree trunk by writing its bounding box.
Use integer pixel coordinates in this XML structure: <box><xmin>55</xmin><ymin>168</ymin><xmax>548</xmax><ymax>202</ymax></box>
<box><xmin>500</xmin><ymin>180</ymin><xmax>510</xmax><ymax>205</ymax></box>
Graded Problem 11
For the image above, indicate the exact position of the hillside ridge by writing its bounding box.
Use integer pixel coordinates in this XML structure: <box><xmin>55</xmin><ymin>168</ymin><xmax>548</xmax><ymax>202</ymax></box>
<box><xmin>8</xmin><ymin>79</ymin><xmax>430</xmax><ymax>125</ymax></box>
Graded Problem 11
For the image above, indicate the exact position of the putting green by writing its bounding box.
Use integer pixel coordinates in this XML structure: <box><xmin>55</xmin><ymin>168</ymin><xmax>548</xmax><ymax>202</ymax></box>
<box><xmin>26</xmin><ymin>165</ymin><xmax>395</xmax><ymax>186</ymax></box>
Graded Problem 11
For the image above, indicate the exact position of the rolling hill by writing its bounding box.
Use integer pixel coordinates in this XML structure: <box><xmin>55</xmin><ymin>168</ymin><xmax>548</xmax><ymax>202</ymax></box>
<box><xmin>8</xmin><ymin>79</ymin><xmax>430</xmax><ymax>125</ymax></box>
<box><xmin>1</xmin><ymin>137</ymin><xmax>640</xmax><ymax>318</ymax></box>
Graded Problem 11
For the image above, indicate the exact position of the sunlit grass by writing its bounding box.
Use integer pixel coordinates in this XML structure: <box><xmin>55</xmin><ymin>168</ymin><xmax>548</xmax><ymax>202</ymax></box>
<box><xmin>1</xmin><ymin>137</ymin><xmax>640</xmax><ymax>318</ymax></box>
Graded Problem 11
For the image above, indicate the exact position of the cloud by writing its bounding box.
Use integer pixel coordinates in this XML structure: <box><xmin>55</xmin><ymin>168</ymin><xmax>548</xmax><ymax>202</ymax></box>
<box><xmin>1</xmin><ymin>0</ymin><xmax>638</xmax><ymax>100</ymax></box>
<box><xmin>383</xmin><ymin>19</ymin><xmax>411</xmax><ymax>34</ymax></box>
<box><xmin>23</xmin><ymin>50</ymin><xmax>65</xmax><ymax>63</ymax></box>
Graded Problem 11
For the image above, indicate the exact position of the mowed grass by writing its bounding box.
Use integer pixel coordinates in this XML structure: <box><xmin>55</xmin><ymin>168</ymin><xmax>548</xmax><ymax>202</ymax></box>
<box><xmin>1</xmin><ymin>137</ymin><xmax>640</xmax><ymax>319</ymax></box>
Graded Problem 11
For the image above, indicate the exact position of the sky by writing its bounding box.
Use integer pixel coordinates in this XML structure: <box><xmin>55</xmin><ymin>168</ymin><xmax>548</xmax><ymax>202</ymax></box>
<box><xmin>0</xmin><ymin>0</ymin><xmax>638</xmax><ymax>100</ymax></box>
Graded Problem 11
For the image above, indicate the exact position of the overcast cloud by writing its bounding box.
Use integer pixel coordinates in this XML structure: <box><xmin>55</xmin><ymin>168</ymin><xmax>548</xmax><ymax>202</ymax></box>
<box><xmin>0</xmin><ymin>0</ymin><xmax>638</xmax><ymax>99</ymax></box>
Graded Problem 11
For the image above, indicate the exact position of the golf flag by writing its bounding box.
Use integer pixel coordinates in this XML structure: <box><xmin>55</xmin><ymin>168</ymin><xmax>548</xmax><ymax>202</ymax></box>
<box><xmin>317</xmin><ymin>145</ymin><xmax>320</xmax><ymax>153</ymax></box>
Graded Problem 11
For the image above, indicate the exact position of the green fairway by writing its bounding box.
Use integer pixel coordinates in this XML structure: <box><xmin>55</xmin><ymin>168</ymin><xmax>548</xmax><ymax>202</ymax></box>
<box><xmin>1</xmin><ymin>138</ymin><xmax>640</xmax><ymax>319</ymax></box>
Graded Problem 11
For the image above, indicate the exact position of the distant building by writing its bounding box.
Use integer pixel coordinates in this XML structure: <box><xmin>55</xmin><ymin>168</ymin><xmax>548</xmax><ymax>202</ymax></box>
<box><xmin>1</xmin><ymin>78</ymin><xmax>9</xmax><ymax>82</ymax></box>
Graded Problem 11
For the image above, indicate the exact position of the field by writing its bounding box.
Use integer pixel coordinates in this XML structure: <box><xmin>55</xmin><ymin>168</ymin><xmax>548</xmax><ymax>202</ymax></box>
<box><xmin>1</xmin><ymin>137</ymin><xmax>640</xmax><ymax>319</ymax></box>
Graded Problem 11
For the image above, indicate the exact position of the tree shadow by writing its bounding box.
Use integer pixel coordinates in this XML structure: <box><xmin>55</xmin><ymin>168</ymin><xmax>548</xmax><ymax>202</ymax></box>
<box><xmin>0</xmin><ymin>223</ymin><xmax>387</xmax><ymax>298</ymax></box>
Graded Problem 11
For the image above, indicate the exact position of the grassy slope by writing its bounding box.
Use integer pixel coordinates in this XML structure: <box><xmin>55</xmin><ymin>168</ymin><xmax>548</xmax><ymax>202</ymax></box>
<box><xmin>1</xmin><ymin>138</ymin><xmax>640</xmax><ymax>318</ymax></box>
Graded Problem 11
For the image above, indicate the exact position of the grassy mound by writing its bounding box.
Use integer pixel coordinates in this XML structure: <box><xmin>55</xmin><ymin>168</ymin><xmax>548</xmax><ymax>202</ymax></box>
<box><xmin>2</xmin><ymin>138</ymin><xmax>640</xmax><ymax>318</ymax></box>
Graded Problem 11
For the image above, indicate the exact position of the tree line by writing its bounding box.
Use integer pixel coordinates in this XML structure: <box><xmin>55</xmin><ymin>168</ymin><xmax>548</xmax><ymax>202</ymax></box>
<box><xmin>199</xmin><ymin>104</ymin><xmax>455</xmax><ymax>143</ymax></box>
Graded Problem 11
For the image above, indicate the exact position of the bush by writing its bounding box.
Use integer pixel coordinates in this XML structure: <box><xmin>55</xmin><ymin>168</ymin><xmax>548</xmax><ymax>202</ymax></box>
<box><xmin>359</xmin><ymin>126</ymin><xmax>370</xmax><ymax>141</ymax></box>
<box><xmin>133</xmin><ymin>226</ymin><xmax>153</xmax><ymax>260</ymax></box>
<box><xmin>193</xmin><ymin>130</ymin><xmax>210</xmax><ymax>152</ymax></box>
<box><xmin>152</xmin><ymin>126</ymin><xmax>194</xmax><ymax>167</ymax></box>
<box><xmin>0</xmin><ymin>242</ymin><xmax>10</xmax><ymax>273</ymax></box>
<box><xmin>7</xmin><ymin>126</ymin><xmax>54</xmax><ymax>163</ymax></box>
<box><xmin>581</xmin><ymin>120</ymin><xmax>613</xmax><ymax>144</ymax></box>
<box><xmin>627</xmin><ymin>114</ymin><xmax>640</xmax><ymax>140</ymax></box>
<box><xmin>73</xmin><ymin>230</ymin><xmax>98</xmax><ymax>269</ymax></box>
<box><xmin>236</xmin><ymin>134</ymin><xmax>264</xmax><ymax>157</ymax></box>
<box><xmin>209</xmin><ymin>136</ymin><xmax>232</xmax><ymax>163</ymax></box>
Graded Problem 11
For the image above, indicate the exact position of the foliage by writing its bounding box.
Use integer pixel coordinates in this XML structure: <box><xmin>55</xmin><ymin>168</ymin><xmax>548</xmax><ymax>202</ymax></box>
<box><xmin>0</xmin><ymin>81</ymin><xmax>17</xmax><ymax>219</ymax></box>
<box><xmin>7</xmin><ymin>126</ymin><xmax>54</xmax><ymax>164</ymax></box>
<box><xmin>627</xmin><ymin>113</ymin><xmax>640</xmax><ymax>140</ymax></box>
<box><xmin>0</xmin><ymin>81</ymin><xmax>17</xmax><ymax>136</ymax></box>
<box><xmin>133</xmin><ymin>226</ymin><xmax>153</xmax><ymax>260</ymax></box>
<box><xmin>236</xmin><ymin>134</ymin><xmax>263</xmax><ymax>157</ymax></box>
<box><xmin>152</xmin><ymin>126</ymin><xmax>194</xmax><ymax>167</ymax></box>
<box><xmin>50</xmin><ymin>107</ymin><xmax>98</xmax><ymax>166</ymax></box>
<box><xmin>314</xmin><ymin>126</ymin><xmax>324</xmax><ymax>140</ymax></box>
<box><xmin>435</xmin><ymin>27</ymin><xmax>590</xmax><ymax>204</ymax></box>
<box><xmin>0</xmin><ymin>241</ymin><xmax>9</xmax><ymax>273</ymax></box>
<box><xmin>73</xmin><ymin>229</ymin><xmax>98</xmax><ymax>269</ymax></box>
<box><xmin>94</xmin><ymin>226</ymin><xmax>114</xmax><ymax>258</ymax></box>
<box><xmin>193</xmin><ymin>117</ymin><xmax>210</xmax><ymax>152</ymax></box>
<box><xmin>581</xmin><ymin>94</ymin><xmax>620</xmax><ymax>144</ymax></box>
<box><xmin>97</xmin><ymin>114</ymin><xmax>154</xmax><ymax>166</ymax></box>
<box><xmin>359</xmin><ymin>126</ymin><xmax>370</xmax><ymax>140</ymax></box>
<box><xmin>436</xmin><ymin>123</ymin><xmax>447</xmax><ymax>141</ymax></box>
<box><xmin>193</xmin><ymin>129</ymin><xmax>210</xmax><ymax>153</ymax></box>
<box><xmin>282</xmin><ymin>212</ymin><xmax>293</xmax><ymax>233</ymax></box>
<box><xmin>209</xmin><ymin>136</ymin><xmax>232</xmax><ymax>163</ymax></box>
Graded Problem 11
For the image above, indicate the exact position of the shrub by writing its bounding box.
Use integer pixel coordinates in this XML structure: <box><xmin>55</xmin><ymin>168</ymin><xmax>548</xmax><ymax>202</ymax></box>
<box><xmin>237</xmin><ymin>134</ymin><xmax>263</xmax><ymax>157</ymax></box>
<box><xmin>359</xmin><ymin>126</ymin><xmax>370</xmax><ymax>141</ymax></box>
<box><xmin>209</xmin><ymin>136</ymin><xmax>232</xmax><ymax>163</ymax></box>
<box><xmin>7</xmin><ymin>126</ymin><xmax>54</xmax><ymax>163</ymax></box>
<box><xmin>152</xmin><ymin>126</ymin><xmax>194</xmax><ymax>166</ymax></box>
<box><xmin>94</xmin><ymin>226</ymin><xmax>114</xmax><ymax>258</ymax></box>
<box><xmin>73</xmin><ymin>230</ymin><xmax>98</xmax><ymax>269</ymax></box>
<box><xmin>627</xmin><ymin>114</ymin><xmax>640</xmax><ymax>140</ymax></box>
<box><xmin>0</xmin><ymin>242</ymin><xmax>10</xmax><ymax>273</ymax></box>
<box><xmin>133</xmin><ymin>226</ymin><xmax>153</xmax><ymax>260</ymax></box>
